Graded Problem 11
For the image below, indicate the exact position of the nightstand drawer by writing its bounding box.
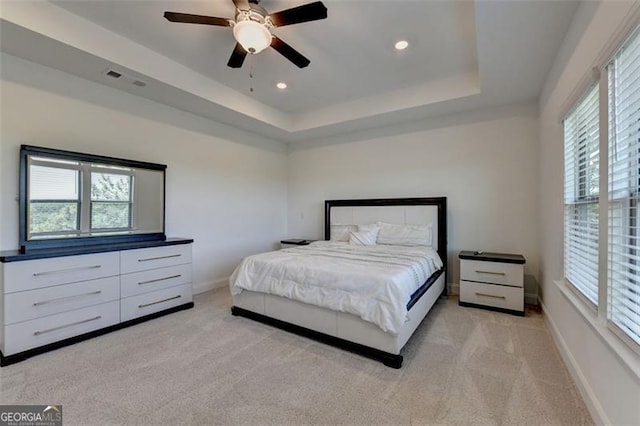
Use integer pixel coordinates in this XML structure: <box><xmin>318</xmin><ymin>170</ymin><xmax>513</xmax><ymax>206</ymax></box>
<box><xmin>460</xmin><ymin>259</ymin><xmax>523</xmax><ymax>287</ymax></box>
<box><xmin>460</xmin><ymin>281</ymin><xmax>524</xmax><ymax>312</ymax></box>
<box><xmin>281</xmin><ymin>243</ymin><xmax>304</xmax><ymax>249</ymax></box>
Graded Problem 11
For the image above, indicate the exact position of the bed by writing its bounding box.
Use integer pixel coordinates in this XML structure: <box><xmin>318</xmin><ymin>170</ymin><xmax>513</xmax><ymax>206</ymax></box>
<box><xmin>230</xmin><ymin>197</ymin><xmax>447</xmax><ymax>368</ymax></box>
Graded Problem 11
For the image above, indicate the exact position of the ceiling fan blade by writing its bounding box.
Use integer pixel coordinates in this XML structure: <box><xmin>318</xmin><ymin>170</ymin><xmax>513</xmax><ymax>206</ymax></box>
<box><xmin>269</xmin><ymin>1</ymin><xmax>327</xmax><ymax>27</ymax></box>
<box><xmin>271</xmin><ymin>36</ymin><xmax>310</xmax><ymax>68</ymax></box>
<box><xmin>227</xmin><ymin>43</ymin><xmax>248</xmax><ymax>68</ymax></box>
<box><xmin>163</xmin><ymin>12</ymin><xmax>231</xmax><ymax>27</ymax></box>
<box><xmin>232</xmin><ymin>0</ymin><xmax>250</xmax><ymax>11</ymax></box>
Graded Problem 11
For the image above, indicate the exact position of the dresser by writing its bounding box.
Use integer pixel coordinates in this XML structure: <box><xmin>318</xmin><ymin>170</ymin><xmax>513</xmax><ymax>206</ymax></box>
<box><xmin>0</xmin><ymin>238</ymin><xmax>193</xmax><ymax>366</ymax></box>
<box><xmin>458</xmin><ymin>251</ymin><xmax>526</xmax><ymax>316</ymax></box>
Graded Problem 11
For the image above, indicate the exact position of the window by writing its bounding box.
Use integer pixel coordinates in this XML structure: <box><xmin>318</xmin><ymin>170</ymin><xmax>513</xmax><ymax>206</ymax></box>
<box><xmin>27</xmin><ymin>157</ymin><xmax>134</xmax><ymax>239</ymax></box>
<box><xmin>563</xmin><ymin>24</ymin><xmax>640</xmax><ymax>350</ymax></box>
<box><xmin>564</xmin><ymin>84</ymin><xmax>600</xmax><ymax>305</ymax></box>
<box><xmin>90</xmin><ymin>169</ymin><xmax>133</xmax><ymax>230</ymax></box>
<box><xmin>29</xmin><ymin>158</ymin><xmax>81</xmax><ymax>237</ymax></box>
<box><xmin>607</xmin><ymin>26</ymin><xmax>640</xmax><ymax>346</ymax></box>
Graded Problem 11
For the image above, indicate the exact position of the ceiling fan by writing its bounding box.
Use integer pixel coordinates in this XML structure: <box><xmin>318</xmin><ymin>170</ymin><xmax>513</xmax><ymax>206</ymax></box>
<box><xmin>164</xmin><ymin>0</ymin><xmax>327</xmax><ymax>69</ymax></box>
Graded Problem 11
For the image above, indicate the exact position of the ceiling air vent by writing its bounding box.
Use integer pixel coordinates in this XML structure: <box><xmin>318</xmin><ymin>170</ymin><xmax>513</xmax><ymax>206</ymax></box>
<box><xmin>105</xmin><ymin>69</ymin><xmax>122</xmax><ymax>79</ymax></box>
<box><xmin>102</xmin><ymin>69</ymin><xmax>147</xmax><ymax>88</ymax></box>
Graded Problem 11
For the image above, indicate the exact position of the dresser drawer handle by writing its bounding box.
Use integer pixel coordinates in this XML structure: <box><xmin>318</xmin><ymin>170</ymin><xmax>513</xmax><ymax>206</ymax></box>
<box><xmin>138</xmin><ymin>295</ymin><xmax>181</xmax><ymax>308</ymax></box>
<box><xmin>137</xmin><ymin>254</ymin><xmax>181</xmax><ymax>262</ymax></box>
<box><xmin>138</xmin><ymin>274</ymin><xmax>182</xmax><ymax>286</ymax></box>
<box><xmin>33</xmin><ymin>290</ymin><xmax>102</xmax><ymax>306</ymax></box>
<box><xmin>475</xmin><ymin>292</ymin><xmax>506</xmax><ymax>299</ymax></box>
<box><xmin>33</xmin><ymin>265</ymin><xmax>102</xmax><ymax>277</ymax></box>
<box><xmin>33</xmin><ymin>315</ymin><xmax>102</xmax><ymax>336</ymax></box>
<box><xmin>475</xmin><ymin>270</ymin><xmax>506</xmax><ymax>276</ymax></box>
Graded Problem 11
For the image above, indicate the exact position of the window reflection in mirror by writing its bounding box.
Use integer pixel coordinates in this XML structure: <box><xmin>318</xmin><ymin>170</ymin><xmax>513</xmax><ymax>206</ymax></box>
<box><xmin>21</xmin><ymin>146</ymin><xmax>166</xmax><ymax>250</ymax></box>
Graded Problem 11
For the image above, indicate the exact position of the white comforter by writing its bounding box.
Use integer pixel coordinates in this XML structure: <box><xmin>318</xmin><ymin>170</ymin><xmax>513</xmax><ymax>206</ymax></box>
<box><xmin>229</xmin><ymin>241</ymin><xmax>443</xmax><ymax>334</ymax></box>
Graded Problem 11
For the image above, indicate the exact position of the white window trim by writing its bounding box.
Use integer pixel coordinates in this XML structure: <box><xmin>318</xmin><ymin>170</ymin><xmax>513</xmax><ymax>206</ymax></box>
<box><xmin>557</xmin><ymin>4</ymin><xmax>640</xmax><ymax>122</ymax></box>
<box><xmin>558</xmin><ymin>6</ymin><xmax>640</xmax><ymax>369</ymax></box>
<box><xmin>554</xmin><ymin>278</ymin><xmax>640</xmax><ymax>379</ymax></box>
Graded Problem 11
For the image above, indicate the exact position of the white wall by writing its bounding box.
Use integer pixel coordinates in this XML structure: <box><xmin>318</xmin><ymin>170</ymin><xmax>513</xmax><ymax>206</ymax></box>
<box><xmin>0</xmin><ymin>54</ymin><xmax>288</xmax><ymax>292</ymax></box>
<box><xmin>287</xmin><ymin>103</ymin><xmax>540</xmax><ymax>300</ymax></box>
<box><xmin>538</xmin><ymin>1</ymin><xmax>640</xmax><ymax>424</ymax></box>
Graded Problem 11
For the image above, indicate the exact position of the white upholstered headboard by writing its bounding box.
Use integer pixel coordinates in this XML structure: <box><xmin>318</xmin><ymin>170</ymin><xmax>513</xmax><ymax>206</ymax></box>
<box><xmin>329</xmin><ymin>205</ymin><xmax>439</xmax><ymax>250</ymax></box>
<box><xmin>324</xmin><ymin>198</ymin><xmax>447</xmax><ymax>283</ymax></box>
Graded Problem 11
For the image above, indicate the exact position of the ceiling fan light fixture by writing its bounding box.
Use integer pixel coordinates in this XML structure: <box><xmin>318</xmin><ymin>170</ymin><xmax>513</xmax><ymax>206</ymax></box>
<box><xmin>233</xmin><ymin>20</ymin><xmax>271</xmax><ymax>54</ymax></box>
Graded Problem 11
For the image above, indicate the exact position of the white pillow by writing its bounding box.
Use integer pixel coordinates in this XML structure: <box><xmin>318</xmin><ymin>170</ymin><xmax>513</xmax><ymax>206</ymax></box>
<box><xmin>357</xmin><ymin>223</ymin><xmax>380</xmax><ymax>240</ymax></box>
<box><xmin>376</xmin><ymin>222</ymin><xmax>433</xmax><ymax>247</ymax></box>
<box><xmin>330</xmin><ymin>224</ymin><xmax>357</xmax><ymax>242</ymax></box>
<box><xmin>349</xmin><ymin>229</ymin><xmax>377</xmax><ymax>246</ymax></box>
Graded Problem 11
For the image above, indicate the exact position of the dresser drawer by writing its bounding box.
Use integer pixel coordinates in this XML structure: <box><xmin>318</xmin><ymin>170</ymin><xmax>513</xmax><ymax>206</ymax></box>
<box><xmin>3</xmin><ymin>301</ymin><xmax>120</xmax><ymax>356</ymax></box>
<box><xmin>3</xmin><ymin>252</ymin><xmax>119</xmax><ymax>294</ymax></box>
<box><xmin>120</xmin><ymin>283</ymin><xmax>192</xmax><ymax>322</ymax></box>
<box><xmin>460</xmin><ymin>281</ymin><xmax>524</xmax><ymax>313</ymax></box>
<box><xmin>121</xmin><ymin>264</ymin><xmax>191</xmax><ymax>298</ymax></box>
<box><xmin>120</xmin><ymin>245</ymin><xmax>191</xmax><ymax>274</ymax></box>
<box><xmin>4</xmin><ymin>276</ymin><xmax>120</xmax><ymax>325</ymax></box>
<box><xmin>460</xmin><ymin>259</ymin><xmax>523</xmax><ymax>287</ymax></box>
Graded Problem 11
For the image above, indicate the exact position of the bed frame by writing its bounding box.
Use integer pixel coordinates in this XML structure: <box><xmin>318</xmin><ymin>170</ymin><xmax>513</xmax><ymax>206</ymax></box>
<box><xmin>231</xmin><ymin>197</ymin><xmax>447</xmax><ymax>368</ymax></box>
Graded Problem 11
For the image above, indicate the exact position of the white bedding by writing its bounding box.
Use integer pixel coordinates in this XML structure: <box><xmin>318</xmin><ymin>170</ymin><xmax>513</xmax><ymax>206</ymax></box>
<box><xmin>229</xmin><ymin>241</ymin><xmax>443</xmax><ymax>334</ymax></box>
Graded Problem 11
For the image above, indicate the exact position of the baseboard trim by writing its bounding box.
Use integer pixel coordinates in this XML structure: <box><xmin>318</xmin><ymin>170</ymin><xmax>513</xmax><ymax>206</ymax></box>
<box><xmin>192</xmin><ymin>277</ymin><xmax>229</xmax><ymax>294</ymax></box>
<box><xmin>539</xmin><ymin>296</ymin><xmax>609</xmax><ymax>426</ymax></box>
<box><xmin>450</xmin><ymin>282</ymin><xmax>459</xmax><ymax>295</ymax></box>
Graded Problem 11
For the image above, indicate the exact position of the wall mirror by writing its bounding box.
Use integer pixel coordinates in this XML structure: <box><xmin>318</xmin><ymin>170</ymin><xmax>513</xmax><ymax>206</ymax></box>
<box><xmin>19</xmin><ymin>145</ymin><xmax>166</xmax><ymax>251</ymax></box>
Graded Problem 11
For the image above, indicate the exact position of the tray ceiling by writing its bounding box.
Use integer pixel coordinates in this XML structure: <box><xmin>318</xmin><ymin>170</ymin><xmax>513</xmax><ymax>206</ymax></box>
<box><xmin>0</xmin><ymin>1</ymin><xmax>579</xmax><ymax>145</ymax></box>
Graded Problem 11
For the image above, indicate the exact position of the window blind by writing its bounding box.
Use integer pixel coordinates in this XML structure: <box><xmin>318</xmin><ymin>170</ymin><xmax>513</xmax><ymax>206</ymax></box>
<box><xmin>607</xmin><ymin>26</ymin><xmax>640</xmax><ymax>346</ymax></box>
<box><xmin>564</xmin><ymin>83</ymin><xmax>600</xmax><ymax>305</ymax></box>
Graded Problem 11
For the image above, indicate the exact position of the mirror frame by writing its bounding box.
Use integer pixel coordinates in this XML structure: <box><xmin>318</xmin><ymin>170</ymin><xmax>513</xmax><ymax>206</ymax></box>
<box><xmin>19</xmin><ymin>145</ymin><xmax>167</xmax><ymax>252</ymax></box>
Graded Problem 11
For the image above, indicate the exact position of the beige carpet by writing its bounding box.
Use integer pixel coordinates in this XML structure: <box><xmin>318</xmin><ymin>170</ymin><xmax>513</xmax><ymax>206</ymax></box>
<box><xmin>0</xmin><ymin>288</ymin><xmax>592</xmax><ymax>425</ymax></box>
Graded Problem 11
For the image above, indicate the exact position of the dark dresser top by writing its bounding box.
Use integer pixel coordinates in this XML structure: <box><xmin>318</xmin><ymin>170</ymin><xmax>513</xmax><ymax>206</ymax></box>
<box><xmin>459</xmin><ymin>250</ymin><xmax>526</xmax><ymax>265</ymax></box>
<box><xmin>0</xmin><ymin>238</ymin><xmax>194</xmax><ymax>263</ymax></box>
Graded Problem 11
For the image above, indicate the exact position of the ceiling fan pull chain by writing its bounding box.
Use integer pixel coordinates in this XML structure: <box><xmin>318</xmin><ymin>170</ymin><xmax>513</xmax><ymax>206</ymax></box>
<box><xmin>249</xmin><ymin>59</ymin><xmax>254</xmax><ymax>93</ymax></box>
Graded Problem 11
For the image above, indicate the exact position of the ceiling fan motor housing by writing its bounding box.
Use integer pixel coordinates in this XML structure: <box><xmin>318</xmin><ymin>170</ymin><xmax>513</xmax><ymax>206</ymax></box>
<box><xmin>235</xmin><ymin>3</ymin><xmax>270</xmax><ymax>25</ymax></box>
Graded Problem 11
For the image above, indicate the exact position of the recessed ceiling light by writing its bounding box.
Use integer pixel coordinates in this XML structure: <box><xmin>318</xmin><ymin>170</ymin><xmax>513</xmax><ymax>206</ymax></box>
<box><xmin>394</xmin><ymin>40</ymin><xmax>409</xmax><ymax>50</ymax></box>
<box><xmin>276</xmin><ymin>82</ymin><xmax>287</xmax><ymax>89</ymax></box>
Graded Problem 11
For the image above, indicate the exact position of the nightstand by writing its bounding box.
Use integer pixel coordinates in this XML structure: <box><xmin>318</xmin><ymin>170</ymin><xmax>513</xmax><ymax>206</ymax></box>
<box><xmin>458</xmin><ymin>251</ymin><xmax>526</xmax><ymax>316</ymax></box>
<box><xmin>280</xmin><ymin>239</ymin><xmax>317</xmax><ymax>249</ymax></box>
